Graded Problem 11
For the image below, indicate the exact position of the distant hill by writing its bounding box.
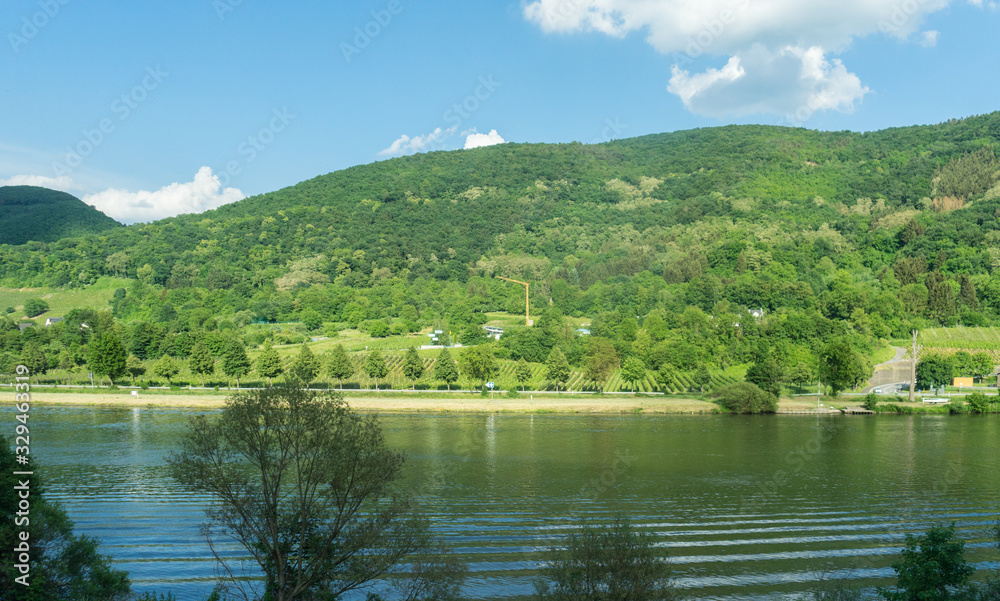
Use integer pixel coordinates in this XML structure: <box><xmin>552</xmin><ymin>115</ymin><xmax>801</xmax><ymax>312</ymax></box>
<box><xmin>0</xmin><ymin>186</ymin><xmax>121</xmax><ymax>245</ymax></box>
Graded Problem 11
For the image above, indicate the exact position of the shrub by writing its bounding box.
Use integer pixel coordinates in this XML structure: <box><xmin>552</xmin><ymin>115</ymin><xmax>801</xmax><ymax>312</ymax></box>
<box><xmin>712</xmin><ymin>382</ymin><xmax>778</xmax><ymax>414</ymax></box>
<box><xmin>23</xmin><ymin>298</ymin><xmax>49</xmax><ymax>317</ymax></box>
<box><xmin>967</xmin><ymin>392</ymin><xmax>993</xmax><ymax>414</ymax></box>
<box><xmin>863</xmin><ymin>392</ymin><xmax>879</xmax><ymax>411</ymax></box>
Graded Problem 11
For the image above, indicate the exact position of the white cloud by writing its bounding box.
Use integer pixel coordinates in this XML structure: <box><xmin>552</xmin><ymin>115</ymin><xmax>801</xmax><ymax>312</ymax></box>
<box><xmin>463</xmin><ymin>129</ymin><xmax>506</xmax><ymax>149</ymax></box>
<box><xmin>919</xmin><ymin>30</ymin><xmax>940</xmax><ymax>47</ymax></box>
<box><xmin>523</xmin><ymin>0</ymin><xmax>964</xmax><ymax>119</ymax></box>
<box><xmin>379</xmin><ymin>126</ymin><xmax>457</xmax><ymax>156</ymax></box>
<box><xmin>668</xmin><ymin>44</ymin><xmax>870</xmax><ymax>120</ymax></box>
<box><xmin>0</xmin><ymin>174</ymin><xmax>81</xmax><ymax>193</ymax></box>
<box><xmin>83</xmin><ymin>167</ymin><xmax>244</xmax><ymax>224</ymax></box>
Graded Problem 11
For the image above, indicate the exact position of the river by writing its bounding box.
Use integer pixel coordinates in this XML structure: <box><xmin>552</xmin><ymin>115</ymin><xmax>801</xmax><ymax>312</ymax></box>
<box><xmin>26</xmin><ymin>406</ymin><xmax>1000</xmax><ymax>599</ymax></box>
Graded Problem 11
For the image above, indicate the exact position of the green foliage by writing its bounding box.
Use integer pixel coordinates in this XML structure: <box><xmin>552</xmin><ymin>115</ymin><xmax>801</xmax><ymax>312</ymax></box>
<box><xmin>878</xmin><ymin>523</ymin><xmax>975</xmax><ymax>601</ymax></box>
<box><xmin>290</xmin><ymin>344</ymin><xmax>321</xmax><ymax>385</ymax></box>
<box><xmin>434</xmin><ymin>347</ymin><xmax>459</xmax><ymax>390</ymax></box>
<box><xmin>87</xmin><ymin>330</ymin><xmax>128</xmax><ymax>385</ymax></box>
<box><xmin>584</xmin><ymin>338</ymin><xmax>619</xmax><ymax>392</ymax></box>
<box><xmin>255</xmin><ymin>341</ymin><xmax>284</xmax><ymax>384</ymax></box>
<box><xmin>966</xmin><ymin>392</ymin><xmax>996</xmax><ymax>414</ymax></box>
<box><xmin>621</xmin><ymin>356</ymin><xmax>647</xmax><ymax>393</ymax></box>
<box><xmin>820</xmin><ymin>338</ymin><xmax>871</xmax><ymax>397</ymax></box>
<box><xmin>326</xmin><ymin>344</ymin><xmax>355</xmax><ymax>388</ymax></box>
<box><xmin>23</xmin><ymin>298</ymin><xmax>48</xmax><ymax>317</ymax></box>
<box><xmin>745</xmin><ymin>357</ymin><xmax>785</xmax><ymax>397</ymax></box>
<box><xmin>125</xmin><ymin>354</ymin><xmax>146</xmax><ymax>385</ymax></box>
<box><xmin>461</xmin><ymin>344</ymin><xmax>498</xmax><ymax>389</ymax></box>
<box><xmin>1</xmin><ymin>435</ymin><xmax>132</xmax><ymax>600</ymax></box>
<box><xmin>364</xmin><ymin>350</ymin><xmax>389</xmax><ymax>390</ymax></box>
<box><xmin>515</xmin><ymin>357</ymin><xmax>533</xmax><ymax>391</ymax></box>
<box><xmin>0</xmin><ymin>185</ymin><xmax>121</xmax><ymax>245</ymax></box>
<box><xmin>863</xmin><ymin>392</ymin><xmax>880</xmax><ymax>411</ymax></box>
<box><xmin>221</xmin><ymin>338</ymin><xmax>251</xmax><ymax>387</ymax></box>
<box><xmin>402</xmin><ymin>347</ymin><xmax>425</xmax><ymax>388</ymax></box>
<box><xmin>535</xmin><ymin>515</ymin><xmax>680</xmax><ymax>601</ymax></box>
<box><xmin>153</xmin><ymin>354</ymin><xmax>180</xmax><ymax>384</ymax></box>
<box><xmin>546</xmin><ymin>347</ymin><xmax>571</xmax><ymax>391</ymax></box>
<box><xmin>712</xmin><ymin>382</ymin><xmax>778</xmax><ymax>414</ymax></box>
<box><xmin>188</xmin><ymin>342</ymin><xmax>215</xmax><ymax>386</ymax></box>
<box><xmin>917</xmin><ymin>354</ymin><xmax>955</xmax><ymax>390</ymax></box>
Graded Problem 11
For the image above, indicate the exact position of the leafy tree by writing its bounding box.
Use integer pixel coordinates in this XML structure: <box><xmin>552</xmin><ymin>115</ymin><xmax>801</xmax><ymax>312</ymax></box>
<box><xmin>1</xmin><ymin>435</ymin><xmax>132</xmax><ymax>600</ymax></box>
<box><xmin>368</xmin><ymin>319</ymin><xmax>390</xmax><ymax>338</ymax></box>
<box><xmin>364</xmin><ymin>350</ymin><xmax>389</xmax><ymax>390</ymax></box>
<box><xmin>584</xmin><ymin>337</ymin><xmax>619</xmax><ymax>392</ymax></box>
<box><xmin>402</xmin><ymin>347</ymin><xmax>425</xmax><ymax>389</ymax></box>
<box><xmin>546</xmin><ymin>347</ymin><xmax>571</xmax><ymax>391</ymax></box>
<box><xmin>515</xmin><ymin>357</ymin><xmax>533</xmax><ymax>391</ymax></box>
<box><xmin>656</xmin><ymin>363</ymin><xmax>677</xmax><ymax>393</ymax></box>
<box><xmin>167</xmin><ymin>385</ymin><xmax>465</xmax><ymax>601</ymax></box>
<box><xmin>460</xmin><ymin>344</ymin><xmax>497</xmax><ymax>390</ymax></box>
<box><xmin>23</xmin><ymin>298</ymin><xmax>49</xmax><ymax>318</ymax></box>
<box><xmin>300</xmin><ymin>309</ymin><xmax>323</xmax><ymax>331</ymax></box>
<box><xmin>863</xmin><ymin>392</ymin><xmax>880</xmax><ymax>411</ymax></box>
<box><xmin>535</xmin><ymin>515</ymin><xmax>680</xmax><ymax>601</ymax></box>
<box><xmin>326</xmin><ymin>344</ymin><xmax>355</xmax><ymax>389</ymax></box>
<box><xmin>125</xmin><ymin>354</ymin><xmax>146</xmax><ymax>386</ymax></box>
<box><xmin>153</xmin><ymin>354</ymin><xmax>180</xmax><ymax>385</ymax></box>
<box><xmin>878</xmin><ymin>523</ymin><xmax>974</xmax><ymax>601</ymax></box>
<box><xmin>966</xmin><ymin>392</ymin><xmax>994</xmax><ymax>414</ymax></box>
<box><xmin>621</xmin><ymin>356</ymin><xmax>647</xmax><ymax>393</ymax></box>
<box><xmin>256</xmin><ymin>341</ymin><xmax>284</xmax><ymax>386</ymax></box>
<box><xmin>694</xmin><ymin>364</ymin><xmax>713</xmax><ymax>394</ymax></box>
<box><xmin>434</xmin><ymin>347</ymin><xmax>459</xmax><ymax>391</ymax></box>
<box><xmin>712</xmin><ymin>382</ymin><xmax>778</xmax><ymax>414</ymax></box>
<box><xmin>917</xmin><ymin>354</ymin><xmax>954</xmax><ymax>390</ymax></box>
<box><xmin>20</xmin><ymin>342</ymin><xmax>48</xmax><ymax>383</ymax></box>
<box><xmin>971</xmin><ymin>352</ymin><xmax>994</xmax><ymax>380</ymax></box>
<box><xmin>819</xmin><ymin>338</ymin><xmax>870</xmax><ymax>397</ymax></box>
<box><xmin>188</xmin><ymin>341</ymin><xmax>216</xmax><ymax>387</ymax></box>
<box><xmin>789</xmin><ymin>362</ymin><xmax>814</xmax><ymax>393</ymax></box>
<box><xmin>290</xmin><ymin>344</ymin><xmax>321</xmax><ymax>386</ymax></box>
<box><xmin>951</xmin><ymin>351</ymin><xmax>975</xmax><ymax>376</ymax></box>
<box><xmin>221</xmin><ymin>338</ymin><xmax>251</xmax><ymax>389</ymax></box>
<box><xmin>87</xmin><ymin>330</ymin><xmax>128</xmax><ymax>386</ymax></box>
<box><xmin>745</xmin><ymin>357</ymin><xmax>784</xmax><ymax>397</ymax></box>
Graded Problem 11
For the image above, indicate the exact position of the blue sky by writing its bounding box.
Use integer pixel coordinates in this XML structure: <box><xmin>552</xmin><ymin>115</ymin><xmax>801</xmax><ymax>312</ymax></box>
<box><xmin>1</xmin><ymin>0</ymin><xmax>998</xmax><ymax>223</ymax></box>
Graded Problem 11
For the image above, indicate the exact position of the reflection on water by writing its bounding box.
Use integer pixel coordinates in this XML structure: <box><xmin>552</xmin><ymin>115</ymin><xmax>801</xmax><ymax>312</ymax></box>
<box><xmin>23</xmin><ymin>406</ymin><xmax>1000</xmax><ymax>600</ymax></box>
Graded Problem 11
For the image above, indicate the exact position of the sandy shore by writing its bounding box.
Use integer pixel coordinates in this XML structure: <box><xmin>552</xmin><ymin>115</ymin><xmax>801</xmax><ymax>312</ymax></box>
<box><xmin>24</xmin><ymin>389</ymin><xmax>719</xmax><ymax>413</ymax></box>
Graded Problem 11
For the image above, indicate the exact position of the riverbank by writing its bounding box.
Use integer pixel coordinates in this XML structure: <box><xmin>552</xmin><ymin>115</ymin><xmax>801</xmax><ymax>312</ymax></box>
<box><xmin>25</xmin><ymin>388</ymin><xmax>719</xmax><ymax>413</ymax></box>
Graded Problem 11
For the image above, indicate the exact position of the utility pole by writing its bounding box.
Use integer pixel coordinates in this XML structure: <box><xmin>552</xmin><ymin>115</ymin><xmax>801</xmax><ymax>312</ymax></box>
<box><xmin>909</xmin><ymin>329</ymin><xmax>918</xmax><ymax>402</ymax></box>
<box><xmin>495</xmin><ymin>276</ymin><xmax>532</xmax><ymax>326</ymax></box>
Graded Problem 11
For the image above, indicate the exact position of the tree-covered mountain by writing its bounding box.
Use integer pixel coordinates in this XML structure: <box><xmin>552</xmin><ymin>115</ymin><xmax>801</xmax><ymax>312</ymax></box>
<box><xmin>0</xmin><ymin>186</ymin><xmax>121</xmax><ymax>245</ymax></box>
<box><xmin>2</xmin><ymin>113</ymin><xmax>1000</xmax><ymax>388</ymax></box>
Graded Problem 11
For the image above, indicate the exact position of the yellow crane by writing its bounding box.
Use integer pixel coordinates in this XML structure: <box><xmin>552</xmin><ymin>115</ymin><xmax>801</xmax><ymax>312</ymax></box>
<box><xmin>495</xmin><ymin>276</ymin><xmax>532</xmax><ymax>326</ymax></box>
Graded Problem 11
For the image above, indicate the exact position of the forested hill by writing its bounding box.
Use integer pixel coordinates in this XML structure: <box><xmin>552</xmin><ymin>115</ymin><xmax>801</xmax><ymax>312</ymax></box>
<box><xmin>0</xmin><ymin>186</ymin><xmax>121</xmax><ymax>245</ymax></box>
<box><xmin>2</xmin><ymin>113</ymin><xmax>1000</xmax><ymax>359</ymax></box>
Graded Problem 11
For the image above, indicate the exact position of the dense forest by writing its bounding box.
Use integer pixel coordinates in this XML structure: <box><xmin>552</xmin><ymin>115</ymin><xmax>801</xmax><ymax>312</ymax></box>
<box><xmin>2</xmin><ymin>113</ymin><xmax>1000</xmax><ymax>392</ymax></box>
<box><xmin>0</xmin><ymin>186</ymin><xmax>122</xmax><ymax>245</ymax></box>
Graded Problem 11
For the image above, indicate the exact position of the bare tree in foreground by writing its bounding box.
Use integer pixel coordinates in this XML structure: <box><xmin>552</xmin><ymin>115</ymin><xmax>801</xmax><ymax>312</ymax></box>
<box><xmin>168</xmin><ymin>384</ymin><xmax>464</xmax><ymax>601</ymax></box>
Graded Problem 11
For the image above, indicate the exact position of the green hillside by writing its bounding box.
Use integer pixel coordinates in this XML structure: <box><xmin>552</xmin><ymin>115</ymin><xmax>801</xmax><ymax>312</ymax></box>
<box><xmin>0</xmin><ymin>186</ymin><xmax>121</xmax><ymax>245</ymax></box>
<box><xmin>3</xmin><ymin>113</ymin><xmax>1000</xmax><ymax>394</ymax></box>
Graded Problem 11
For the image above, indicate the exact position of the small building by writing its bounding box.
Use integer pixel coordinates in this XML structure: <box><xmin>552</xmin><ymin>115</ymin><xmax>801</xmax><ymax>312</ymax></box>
<box><xmin>953</xmin><ymin>377</ymin><xmax>974</xmax><ymax>388</ymax></box>
<box><xmin>576</xmin><ymin>328</ymin><xmax>591</xmax><ymax>335</ymax></box>
<box><xmin>45</xmin><ymin>317</ymin><xmax>63</xmax><ymax>326</ymax></box>
<box><xmin>17</xmin><ymin>323</ymin><xmax>34</xmax><ymax>331</ymax></box>
<box><xmin>483</xmin><ymin>325</ymin><xmax>503</xmax><ymax>340</ymax></box>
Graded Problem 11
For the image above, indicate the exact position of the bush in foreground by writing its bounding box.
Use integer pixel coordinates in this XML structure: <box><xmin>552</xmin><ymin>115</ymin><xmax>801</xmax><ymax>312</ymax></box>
<box><xmin>712</xmin><ymin>382</ymin><xmax>778</xmax><ymax>414</ymax></box>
